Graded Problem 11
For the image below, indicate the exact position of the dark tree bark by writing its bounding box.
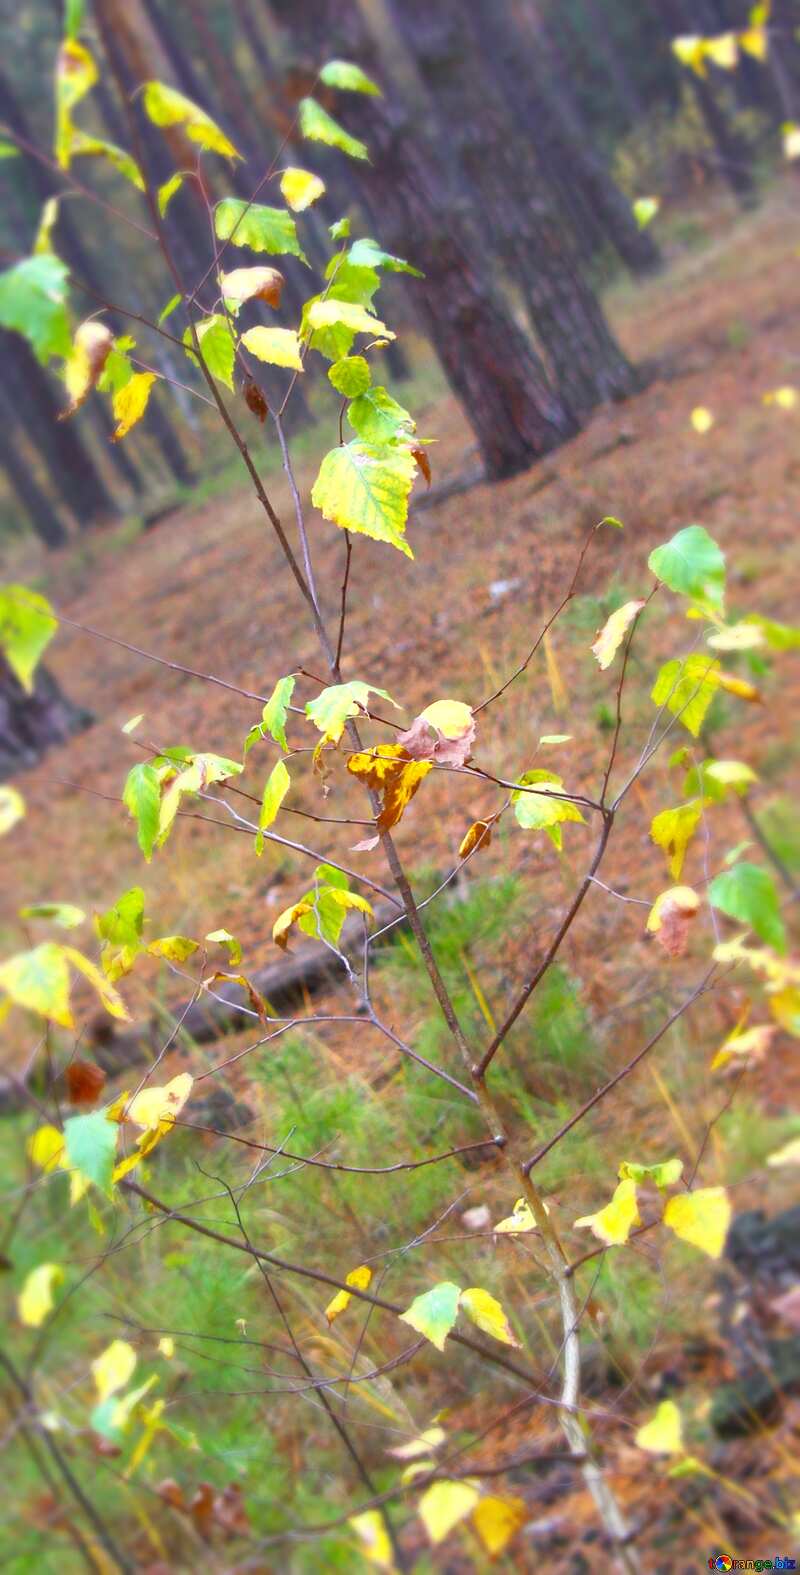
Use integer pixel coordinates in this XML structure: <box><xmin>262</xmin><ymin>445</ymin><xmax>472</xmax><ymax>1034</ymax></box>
<box><xmin>386</xmin><ymin>0</ymin><xmax>638</xmax><ymax>418</ymax></box>
<box><xmin>269</xmin><ymin>0</ymin><xmax>576</xmax><ymax>479</ymax></box>
<box><xmin>1</xmin><ymin>332</ymin><xmax>116</xmax><ymax>527</ymax></box>
<box><xmin>489</xmin><ymin>0</ymin><xmax>663</xmax><ymax>277</ymax></box>
<box><xmin>0</xmin><ymin>409</ymin><xmax>68</xmax><ymax>549</ymax></box>
<box><xmin>769</xmin><ymin>0</ymin><xmax>800</xmax><ymax>121</ymax></box>
<box><xmin>0</xmin><ymin>658</ymin><xmax>92</xmax><ymax>779</ymax></box>
<box><xmin>650</xmin><ymin>0</ymin><xmax>757</xmax><ymax>206</ymax></box>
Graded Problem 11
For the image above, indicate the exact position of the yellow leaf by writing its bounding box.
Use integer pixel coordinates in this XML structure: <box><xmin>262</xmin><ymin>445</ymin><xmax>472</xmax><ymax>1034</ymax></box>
<box><xmin>717</xmin><ymin>670</ymin><xmax>761</xmax><ymax>702</ymax></box>
<box><xmin>27</xmin><ymin>1124</ymin><xmax>65</xmax><ymax>1172</ymax></box>
<box><xmin>306</xmin><ymin>298</ymin><xmax>392</xmax><ymax>339</ymax></box>
<box><xmin>419</xmin><ymin>699</ymin><xmax>472</xmax><ymax>739</ymax></box>
<box><xmin>280</xmin><ymin>167</ymin><xmax>325</xmax><ymax>211</ymax></box>
<box><xmin>460</xmin><ymin>1286</ymin><xmax>520</xmax><ymax>1347</ymax></box>
<box><xmin>346</xmin><ymin>745</ymin><xmax>432</xmax><ymax>832</ymax></box>
<box><xmin>672</xmin><ymin>34</ymin><xmax>708</xmax><ymax>75</ymax></box>
<box><xmin>324</xmin><ymin>1264</ymin><xmax>372</xmax><ymax>1324</ymax></box>
<box><xmin>241</xmin><ymin>325</ymin><xmax>303</xmax><ymax>371</ymax></box>
<box><xmin>738</xmin><ymin>26</ymin><xmax>767</xmax><ymax>60</ymax></box>
<box><xmin>388</xmin><ymin>1426</ymin><xmax>446</xmax><ymax>1459</ymax></box>
<box><xmin>704</xmin><ymin>31</ymin><xmax>738</xmax><ymax>67</ymax></box>
<box><xmin>272</xmin><ymin>898</ymin><xmax>314</xmax><ymax>951</ymax></box>
<box><xmin>763</xmin><ymin>385</ymin><xmax>797</xmax><ymax>410</ymax></box>
<box><xmin>591</xmin><ymin>599</ymin><xmax>645</xmax><ymax>670</ymax></box>
<box><xmin>92</xmin><ymin>1339</ymin><xmax>137</xmax><ymax>1403</ymax></box>
<box><xmin>63</xmin><ymin>320</ymin><xmax>113</xmax><ymax>415</ymax></box>
<box><xmin>767</xmin><ymin>1137</ymin><xmax>800</xmax><ymax>1167</ymax></box>
<box><xmin>0</xmin><ymin>942</ymin><xmax>73</xmax><ymax>1028</ymax></box>
<box><xmin>784</xmin><ymin>123</ymin><xmax>800</xmax><ymax>160</ymax></box>
<box><xmin>493</xmin><ymin>1198</ymin><xmax>537</xmax><ymax>1234</ymax></box>
<box><xmin>710</xmin><ymin>1021</ymin><xmax>776</xmax><ymax>1070</ymax></box>
<box><xmin>650</xmin><ymin>802</ymin><xmax>702</xmax><ymax>880</ymax></box>
<box><xmin>458</xmin><ymin>819</ymin><xmax>493</xmax><ymax>858</ymax></box>
<box><xmin>219</xmin><ymin>266</ymin><xmax>283</xmax><ymax>309</ymax></box>
<box><xmin>18</xmin><ymin>1263</ymin><xmax>63</xmax><ymax>1327</ymax></box>
<box><xmin>418</xmin><ymin>1479</ymin><xmax>481</xmax><ymax>1545</ymax></box>
<box><xmin>574</xmin><ymin>1178</ymin><xmax>641</xmax><ymax>1246</ymax></box>
<box><xmin>0</xmin><ymin>784</ymin><xmax>25</xmax><ymax>836</ymax></box>
<box><xmin>635</xmin><ymin>1399</ymin><xmax>684</xmax><ymax>1455</ymax></box>
<box><xmin>768</xmin><ymin>984</ymin><xmax>800</xmax><ymax>1037</ymax></box>
<box><xmin>112</xmin><ymin>371</ymin><xmax>157</xmax><ymax>440</ymax></box>
<box><xmin>707</xmin><ymin>622</ymin><xmax>765</xmax><ymax>651</ymax></box>
<box><xmin>63</xmin><ymin>946</ymin><xmax>130</xmax><ymax>1021</ymax></box>
<box><xmin>350</xmin><ymin>1510</ymin><xmax>395</xmax><ymax>1570</ymax></box>
<box><xmin>125</xmin><ymin>1073</ymin><xmax>193</xmax><ymax>1130</ymax></box>
<box><xmin>143</xmin><ymin>80</ymin><xmax>240</xmax><ymax>159</ymax></box>
<box><xmin>691</xmin><ymin>406</ymin><xmax>714</xmax><ymax>434</ymax></box>
<box><xmin>663</xmin><ymin>1186</ymin><xmax>731</xmax><ymax>1258</ymax></box>
<box><xmin>157</xmin><ymin>1336</ymin><xmax>175</xmax><ymax>1358</ymax></box>
<box><xmin>472</xmin><ymin>1494</ymin><xmax>527</xmax><ymax>1556</ymax></box>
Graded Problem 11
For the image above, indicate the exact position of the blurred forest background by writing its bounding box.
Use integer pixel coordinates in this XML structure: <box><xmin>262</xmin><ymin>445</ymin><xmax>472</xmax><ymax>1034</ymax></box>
<box><xmin>1</xmin><ymin>0</ymin><xmax>800</xmax><ymax>1571</ymax></box>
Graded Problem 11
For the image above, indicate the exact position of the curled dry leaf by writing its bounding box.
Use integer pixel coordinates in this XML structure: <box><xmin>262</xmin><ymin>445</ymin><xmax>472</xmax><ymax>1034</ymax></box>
<box><xmin>244</xmin><ymin>378</ymin><xmax>268</xmax><ymax>423</ymax></box>
<box><xmin>410</xmin><ymin>444</ymin><xmax>432</xmax><ymax>485</ymax></box>
<box><xmin>646</xmin><ymin>885</ymin><xmax>701</xmax><ymax>957</ymax></box>
<box><xmin>458</xmin><ymin>819</ymin><xmax>493</xmax><ymax>859</ymax></box>
<box><xmin>66</xmin><ymin>1058</ymin><xmax>107</xmax><ymax>1106</ymax></box>
<box><xmin>591</xmin><ymin>598</ymin><xmax>645</xmax><ymax>670</ymax></box>
<box><xmin>63</xmin><ymin>319</ymin><xmax>113</xmax><ymax>416</ymax></box>
<box><xmin>347</xmin><ymin>744</ymin><xmax>432</xmax><ymax>832</ymax></box>
<box><xmin>398</xmin><ymin>699</ymin><xmax>475</xmax><ymax>767</ymax></box>
<box><xmin>219</xmin><ymin>265</ymin><xmax>283</xmax><ymax>309</ymax></box>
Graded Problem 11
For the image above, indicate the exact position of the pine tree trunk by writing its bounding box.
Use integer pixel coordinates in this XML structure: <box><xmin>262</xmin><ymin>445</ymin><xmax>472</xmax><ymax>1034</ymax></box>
<box><xmin>0</xmin><ymin>403</ymin><xmax>67</xmax><ymax>549</ymax></box>
<box><xmin>269</xmin><ymin>0</ymin><xmax>576</xmax><ymax>479</ymax></box>
<box><xmin>1</xmin><ymin>332</ymin><xmax>116</xmax><ymax>527</ymax></box>
<box><xmin>0</xmin><ymin>658</ymin><xmax>92</xmax><ymax>779</ymax></box>
<box><xmin>650</xmin><ymin>0</ymin><xmax>757</xmax><ymax>205</ymax></box>
<box><xmin>386</xmin><ymin>0</ymin><xmax>638</xmax><ymax>418</ymax></box>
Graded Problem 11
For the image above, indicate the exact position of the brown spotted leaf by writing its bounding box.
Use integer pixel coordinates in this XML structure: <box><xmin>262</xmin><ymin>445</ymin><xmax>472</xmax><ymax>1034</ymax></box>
<box><xmin>347</xmin><ymin>744</ymin><xmax>432</xmax><ymax>831</ymax></box>
<box><xmin>397</xmin><ymin>699</ymin><xmax>475</xmax><ymax>767</ymax></box>
<box><xmin>66</xmin><ymin>1058</ymin><xmax>107</xmax><ymax>1106</ymax></box>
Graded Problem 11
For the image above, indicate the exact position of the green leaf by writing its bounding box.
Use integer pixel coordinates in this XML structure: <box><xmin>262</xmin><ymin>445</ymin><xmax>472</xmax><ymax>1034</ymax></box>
<box><xmin>0</xmin><ymin>941</ymin><xmax>72</xmax><ymax>1028</ymax></box>
<box><xmin>651</xmin><ymin>654</ymin><xmax>720</xmax><ymax>736</ymax></box>
<box><xmin>328</xmin><ymin>355</ymin><xmax>371</xmax><ymax>397</ymax></box>
<box><xmin>64</xmin><ymin>1110</ymin><xmax>117</xmax><ymax>1194</ymax></box>
<box><xmin>240</xmin><ymin>325</ymin><xmax>302</xmax><ymax>371</ymax></box>
<box><xmin>650</xmin><ymin>801</ymin><xmax>702</xmax><ymax>880</ymax></box>
<box><xmin>648</xmin><ymin>525</ymin><xmax>726</xmax><ymax>610</ymax></box>
<box><xmin>683</xmin><ymin>759</ymin><xmax>757</xmax><ymax>802</ymax></box>
<box><xmin>95</xmin><ymin>888</ymin><xmax>145</xmax><ymax>949</ymax></box>
<box><xmin>399</xmin><ymin>1281</ymin><xmax>462</xmax><ymax>1353</ymax></box>
<box><xmin>512</xmin><ymin>771</ymin><xmax>585</xmax><ymax>848</ymax></box>
<box><xmin>0</xmin><ymin>139</ymin><xmax>20</xmax><ymax>160</ymax></box>
<box><xmin>325</xmin><ymin>252</ymin><xmax>381</xmax><ymax>304</ymax></box>
<box><xmin>347</xmin><ymin>237</ymin><xmax>422</xmax><ymax>276</ymax></box>
<box><xmin>68</xmin><ymin>132</ymin><xmax>144</xmax><ymax>191</ymax></box>
<box><xmin>311</xmin><ymin>441</ymin><xmax>417</xmax><ymax>556</ymax></box>
<box><xmin>0</xmin><ymin>585</ymin><xmax>57</xmax><ymax>691</ymax></box>
<box><xmin>298</xmin><ymin>97</ymin><xmax>368</xmax><ymax>161</ymax></box>
<box><xmin>142</xmin><ymin>80</ymin><xmax>240</xmax><ymax>159</ymax></box>
<box><xmin>255</xmin><ymin>759</ymin><xmax>290</xmax><ymax>854</ymax></box>
<box><xmin>65</xmin><ymin>0</ymin><xmax>85</xmax><ymax>40</ymax></box>
<box><xmin>158</xmin><ymin>293</ymin><xmax>182</xmax><ymax>327</ymax></box>
<box><xmin>184</xmin><ymin>315</ymin><xmax>236</xmax><ymax>391</ymax></box>
<box><xmin>0</xmin><ymin>255</ymin><xmax>71</xmax><ymax>363</ymax></box>
<box><xmin>19</xmin><ymin>902</ymin><xmax>85</xmax><ymax>929</ymax></box>
<box><xmin>618</xmin><ymin>1158</ymin><xmax>683</xmax><ymax>1189</ymax></box>
<box><xmin>709</xmin><ymin>862</ymin><xmax>786</xmax><ymax>952</ymax></box>
<box><xmin>257</xmin><ymin>675</ymin><xmax>295</xmax><ymax>753</ymax></box>
<box><xmin>122</xmin><ymin>764</ymin><xmax>160</xmax><ymax>861</ymax></box>
<box><xmin>157</xmin><ymin>173</ymin><xmax>183</xmax><ymax>216</ymax></box>
<box><xmin>347</xmin><ymin>385</ymin><xmax>414</xmax><ymax>444</ymax></box>
<box><xmin>205</xmin><ymin>929</ymin><xmax>242</xmax><ymax>966</ymax></box>
<box><xmin>214</xmin><ymin>198</ymin><xmax>308</xmax><ymax>262</ymax></box>
<box><xmin>306</xmin><ymin>680</ymin><xmax>395</xmax><ymax>743</ymax></box>
<box><xmin>146</xmin><ymin>935</ymin><xmax>199</xmax><ymax>962</ymax></box>
<box><xmin>319</xmin><ymin>59</ymin><xmax>380</xmax><ymax>95</ymax></box>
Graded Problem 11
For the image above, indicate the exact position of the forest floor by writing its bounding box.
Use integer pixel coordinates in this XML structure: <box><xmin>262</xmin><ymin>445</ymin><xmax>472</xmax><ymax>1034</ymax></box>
<box><xmin>3</xmin><ymin>181</ymin><xmax>800</xmax><ymax>1570</ymax></box>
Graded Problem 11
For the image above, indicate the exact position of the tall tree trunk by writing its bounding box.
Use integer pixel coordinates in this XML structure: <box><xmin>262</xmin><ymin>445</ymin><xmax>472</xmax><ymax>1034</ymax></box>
<box><xmin>386</xmin><ymin>0</ymin><xmax>638</xmax><ymax>418</ymax></box>
<box><xmin>650</xmin><ymin>0</ymin><xmax>757</xmax><ymax>206</ymax></box>
<box><xmin>769</xmin><ymin>0</ymin><xmax>800</xmax><ymax>121</ymax></box>
<box><xmin>0</xmin><ymin>658</ymin><xmax>92</xmax><ymax>779</ymax></box>
<box><xmin>1</xmin><ymin>332</ymin><xmax>116</xmax><ymax>527</ymax></box>
<box><xmin>0</xmin><ymin>405</ymin><xmax>68</xmax><ymax>549</ymax></box>
<box><xmin>493</xmin><ymin>0</ymin><xmax>663</xmax><ymax>276</ymax></box>
<box><xmin>269</xmin><ymin>0</ymin><xmax>576</xmax><ymax>479</ymax></box>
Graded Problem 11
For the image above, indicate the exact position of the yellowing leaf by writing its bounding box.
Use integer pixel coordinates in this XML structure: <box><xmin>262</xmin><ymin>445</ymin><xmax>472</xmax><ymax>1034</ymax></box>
<box><xmin>255</xmin><ymin>758</ymin><xmax>291</xmax><ymax>853</ymax></box>
<box><xmin>388</xmin><ymin>1426</ymin><xmax>446</xmax><ymax>1460</ymax></box>
<box><xmin>707</xmin><ymin>621</ymin><xmax>764</xmax><ymax>652</ymax></box>
<box><xmin>512</xmin><ymin>771</ymin><xmax>585</xmax><ymax>848</ymax></box>
<box><xmin>591</xmin><ymin>598</ymin><xmax>645</xmax><ymax>669</ymax></box>
<box><xmin>672</xmin><ymin>34</ymin><xmax>708</xmax><ymax>75</ymax></box>
<box><xmin>460</xmin><ymin>1287</ymin><xmax>520</xmax><ymax>1347</ymax></box>
<box><xmin>18</xmin><ymin>1263</ymin><xmax>63</xmax><ymax>1327</ymax></box>
<box><xmin>92</xmin><ymin>1339</ymin><xmax>137</xmax><ymax>1403</ymax></box>
<box><xmin>220</xmin><ymin>266</ymin><xmax>283</xmax><ymax>310</ymax></box>
<box><xmin>691</xmin><ymin>406</ymin><xmax>714</xmax><ymax>433</ymax></box>
<box><xmin>0</xmin><ymin>784</ymin><xmax>25</xmax><ymax>835</ymax></box>
<box><xmin>0</xmin><ymin>583</ymin><xmax>57</xmax><ymax>691</ymax></box>
<box><xmin>635</xmin><ymin>1399</ymin><xmax>684</xmax><ymax>1455</ymax></box>
<box><xmin>663</xmin><ymin>1186</ymin><xmax>731</xmax><ymax>1258</ymax></box>
<box><xmin>298</xmin><ymin>96</ymin><xmax>368</xmax><ymax>161</ymax></box>
<box><xmin>710</xmin><ymin>1021</ymin><xmax>776</xmax><ymax>1070</ymax></box>
<box><xmin>306</xmin><ymin>680</ymin><xmax>396</xmax><ymax>744</ymax></box>
<box><xmin>312</xmin><ymin>442</ymin><xmax>416</xmax><ymax>555</ymax></box>
<box><xmin>272</xmin><ymin>899</ymin><xmax>314</xmax><ymax>951</ymax></box>
<box><xmin>158</xmin><ymin>1336</ymin><xmax>175</xmax><ymax>1358</ymax></box>
<box><xmin>205</xmin><ymin>929</ymin><xmax>242</xmax><ymax>966</ymax></box>
<box><xmin>146</xmin><ymin>935</ymin><xmax>198</xmax><ymax>964</ymax></box>
<box><xmin>64</xmin><ymin>946</ymin><xmax>130</xmax><ymax>1021</ymax></box>
<box><xmin>306</xmin><ymin>298</ymin><xmax>392</xmax><ymax>339</ymax></box>
<box><xmin>241</xmin><ymin>325</ymin><xmax>303</xmax><ymax>371</ymax></box>
<box><xmin>717</xmin><ymin>670</ymin><xmax>761</xmax><ymax>703</ymax></box>
<box><xmin>705</xmin><ymin>31</ymin><xmax>738</xmax><ymax>67</ymax></box>
<box><xmin>350</xmin><ymin>1510</ymin><xmax>395</xmax><ymax>1570</ymax></box>
<box><xmin>633</xmin><ymin>195</ymin><xmax>660</xmax><ymax>229</ymax></box>
<box><xmin>124</xmin><ymin>1073</ymin><xmax>193</xmax><ymax>1131</ymax></box>
<box><xmin>768</xmin><ymin>984</ymin><xmax>800</xmax><ymax>1037</ymax></box>
<box><xmin>646</xmin><ymin>885</ymin><xmax>701</xmax><ymax>957</ymax></box>
<box><xmin>650</xmin><ymin>802</ymin><xmax>702</xmax><ymax>880</ymax></box>
<box><xmin>28</xmin><ymin>1124</ymin><xmax>66</xmax><ymax>1172</ymax></box>
<box><xmin>784</xmin><ymin>123</ymin><xmax>800</xmax><ymax>160</ymax></box>
<box><xmin>63</xmin><ymin>319</ymin><xmax>113</xmax><ymax>415</ymax></box>
<box><xmin>142</xmin><ymin>80</ymin><xmax>240</xmax><ymax>159</ymax></box>
<box><xmin>399</xmin><ymin>1281</ymin><xmax>461</xmax><ymax>1353</ymax></box>
<box><xmin>472</xmin><ymin>1494</ymin><xmax>527</xmax><ymax>1556</ymax></box>
<box><xmin>767</xmin><ymin>1137</ymin><xmax>800</xmax><ymax>1167</ymax></box>
<box><xmin>324</xmin><ymin>1264</ymin><xmax>372</xmax><ymax>1323</ymax></box>
<box><xmin>574</xmin><ymin>1178</ymin><xmax>640</xmax><ymax>1245</ymax></box>
<box><xmin>738</xmin><ymin>25</ymin><xmax>767</xmax><ymax>59</ymax></box>
<box><xmin>112</xmin><ymin>371</ymin><xmax>157</xmax><ymax>441</ymax></box>
<box><xmin>763</xmin><ymin>385</ymin><xmax>797</xmax><ymax>410</ymax></box>
<box><xmin>618</xmin><ymin>1158</ymin><xmax>683</xmax><ymax>1189</ymax></box>
<box><xmin>418</xmin><ymin>1480</ymin><xmax>481</xmax><ymax>1545</ymax></box>
<box><xmin>0</xmin><ymin>941</ymin><xmax>73</xmax><ymax>1028</ymax></box>
<box><xmin>652</xmin><ymin>654</ymin><xmax>720</xmax><ymax>736</ymax></box>
<box><xmin>280</xmin><ymin>167</ymin><xmax>325</xmax><ymax>211</ymax></box>
<box><xmin>494</xmin><ymin>1198</ymin><xmax>538</xmax><ymax>1234</ymax></box>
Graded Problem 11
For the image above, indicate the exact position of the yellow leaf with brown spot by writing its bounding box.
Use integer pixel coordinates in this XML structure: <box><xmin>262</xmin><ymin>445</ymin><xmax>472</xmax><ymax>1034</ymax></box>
<box><xmin>574</xmin><ymin>1178</ymin><xmax>640</xmax><ymax>1245</ymax></box>
<box><xmin>324</xmin><ymin>1264</ymin><xmax>372</xmax><ymax>1323</ymax></box>
<box><xmin>472</xmin><ymin>1494</ymin><xmax>527</xmax><ymax>1556</ymax></box>
<box><xmin>219</xmin><ymin>266</ymin><xmax>283</xmax><ymax>309</ymax></box>
<box><xmin>591</xmin><ymin>599</ymin><xmax>645</xmax><ymax>670</ymax></box>
<box><xmin>124</xmin><ymin>1073</ymin><xmax>193</xmax><ymax>1130</ymax></box>
<box><xmin>663</xmin><ymin>1186</ymin><xmax>731</xmax><ymax>1258</ymax></box>
<box><xmin>347</xmin><ymin>745</ymin><xmax>432</xmax><ymax>831</ymax></box>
